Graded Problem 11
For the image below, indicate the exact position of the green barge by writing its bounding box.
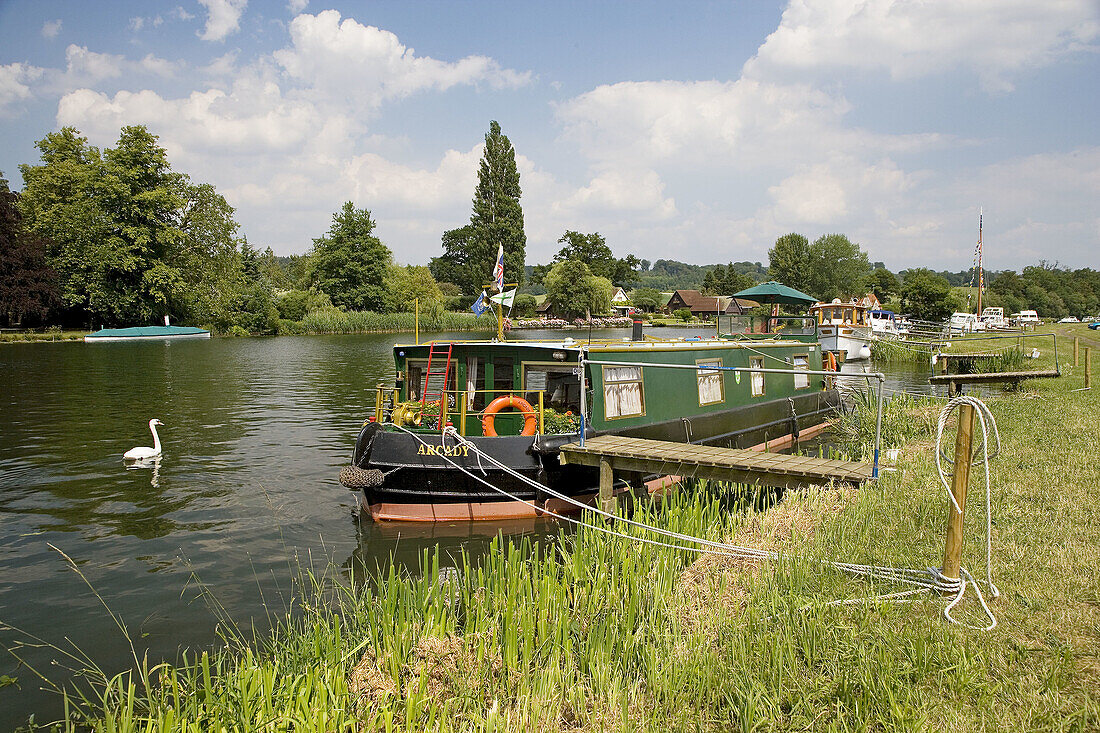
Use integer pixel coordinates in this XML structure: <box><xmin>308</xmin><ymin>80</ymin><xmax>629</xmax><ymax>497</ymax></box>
<box><xmin>342</xmin><ymin>332</ymin><xmax>840</xmax><ymax>521</ymax></box>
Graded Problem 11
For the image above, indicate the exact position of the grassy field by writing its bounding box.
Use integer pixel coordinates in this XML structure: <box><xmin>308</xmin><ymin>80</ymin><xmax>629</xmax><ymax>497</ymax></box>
<box><xmin>0</xmin><ymin>329</ymin><xmax>86</xmax><ymax>343</ymax></box>
<box><xmin>35</xmin><ymin>328</ymin><xmax>1100</xmax><ymax>731</ymax></box>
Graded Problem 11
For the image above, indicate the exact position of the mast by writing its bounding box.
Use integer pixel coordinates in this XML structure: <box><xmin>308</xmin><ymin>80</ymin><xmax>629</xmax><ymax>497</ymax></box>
<box><xmin>976</xmin><ymin>209</ymin><xmax>983</xmax><ymax>315</ymax></box>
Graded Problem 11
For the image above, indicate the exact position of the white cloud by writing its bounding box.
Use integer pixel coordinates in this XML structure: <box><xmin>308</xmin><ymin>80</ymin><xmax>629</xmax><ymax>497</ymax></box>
<box><xmin>41</xmin><ymin>19</ymin><xmax>62</xmax><ymax>38</ymax></box>
<box><xmin>273</xmin><ymin>10</ymin><xmax>531</xmax><ymax>110</ymax></box>
<box><xmin>129</xmin><ymin>17</ymin><xmax>144</xmax><ymax>31</ymax></box>
<box><xmin>745</xmin><ymin>0</ymin><xmax>1100</xmax><ymax>92</ymax></box>
<box><xmin>0</xmin><ymin>63</ymin><xmax>42</xmax><ymax>115</ymax></box>
<box><xmin>198</xmin><ymin>0</ymin><xmax>248</xmax><ymax>42</ymax></box>
<box><xmin>173</xmin><ymin>6</ymin><xmax>195</xmax><ymax>21</ymax></box>
<box><xmin>554</xmin><ymin>168</ymin><xmax>677</xmax><ymax>221</ymax></box>
<box><xmin>287</xmin><ymin>0</ymin><xmax>309</xmax><ymax>12</ymax></box>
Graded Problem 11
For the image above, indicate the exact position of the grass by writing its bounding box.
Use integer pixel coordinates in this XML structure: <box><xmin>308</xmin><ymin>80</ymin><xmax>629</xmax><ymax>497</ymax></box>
<box><xmin>23</xmin><ymin>335</ymin><xmax>1100</xmax><ymax>731</ymax></box>
<box><xmin>285</xmin><ymin>309</ymin><xmax>496</xmax><ymax>335</ymax></box>
<box><xmin>869</xmin><ymin>337</ymin><xmax>933</xmax><ymax>363</ymax></box>
<box><xmin>0</xmin><ymin>328</ymin><xmax>86</xmax><ymax>343</ymax></box>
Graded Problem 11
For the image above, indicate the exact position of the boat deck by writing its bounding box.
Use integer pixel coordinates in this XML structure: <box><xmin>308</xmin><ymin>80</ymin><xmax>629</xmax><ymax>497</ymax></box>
<box><xmin>559</xmin><ymin>435</ymin><xmax>874</xmax><ymax>490</ymax></box>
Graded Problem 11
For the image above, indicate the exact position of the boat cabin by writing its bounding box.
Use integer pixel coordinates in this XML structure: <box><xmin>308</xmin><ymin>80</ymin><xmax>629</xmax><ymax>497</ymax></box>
<box><xmin>378</xmin><ymin>337</ymin><xmax>826</xmax><ymax>438</ymax></box>
<box><xmin>810</xmin><ymin>300</ymin><xmax>869</xmax><ymax>327</ymax></box>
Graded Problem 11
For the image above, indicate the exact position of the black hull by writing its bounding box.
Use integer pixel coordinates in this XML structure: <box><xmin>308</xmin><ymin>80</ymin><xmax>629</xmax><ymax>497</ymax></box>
<box><xmin>352</xmin><ymin>389</ymin><xmax>841</xmax><ymax>511</ymax></box>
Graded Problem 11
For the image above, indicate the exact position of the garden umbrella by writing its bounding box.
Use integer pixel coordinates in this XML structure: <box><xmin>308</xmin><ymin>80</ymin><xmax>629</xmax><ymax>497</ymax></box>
<box><xmin>732</xmin><ymin>281</ymin><xmax>817</xmax><ymax>306</ymax></box>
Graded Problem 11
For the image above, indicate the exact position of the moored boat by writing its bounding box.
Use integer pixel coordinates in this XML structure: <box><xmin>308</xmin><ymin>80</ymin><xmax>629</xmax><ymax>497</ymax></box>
<box><xmin>809</xmin><ymin>300</ymin><xmax>872</xmax><ymax>361</ymax></box>
<box><xmin>84</xmin><ymin>325</ymin><xmax>211</xmax><ymax>342</ymax></box>
<box><xmin>342</xmin><ymin>332</ymin><xmax>841</xmax><ymax>521</ymax></box>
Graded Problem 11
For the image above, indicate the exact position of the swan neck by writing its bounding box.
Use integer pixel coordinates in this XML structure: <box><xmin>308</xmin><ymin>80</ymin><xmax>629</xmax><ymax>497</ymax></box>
<box><xmin>150</xmin><ymin>422</ymin><xmax>161</xmax><ymax>452</ymax></box>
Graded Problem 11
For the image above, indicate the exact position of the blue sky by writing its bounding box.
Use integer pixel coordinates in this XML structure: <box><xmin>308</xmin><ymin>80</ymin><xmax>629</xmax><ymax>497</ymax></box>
<box><xmin>1</xmin><ymin>0</ymin><xmax>1097</xmax><ymax>272</ymax></box>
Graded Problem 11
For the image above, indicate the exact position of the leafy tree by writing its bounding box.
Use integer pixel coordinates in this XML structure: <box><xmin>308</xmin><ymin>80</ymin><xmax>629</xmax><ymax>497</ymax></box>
<box><xmin>551</xmin><ymin>230</ymin><xmax>639</xmax><ymax>286</ymax></box>
<box><xmin>767</xmin><ymin>233</ymin><xmax>814</xmax><ymax>295</ymax></box>
<box><xmin>901</xmin><ymin>269</ymin><xmax>956</xmax><ymax>320</ymax></box>
<box><xmin>543</xmin><ymin>260</ymin><xmax>612</xmax><ymax>318</ymax></box>
<box><xmin>865</xmin><ymin>267</ymin><xmax>901</xmax><ymax>303</ymax></box>
<box><xmin>675</xmin><ymin>308</ymin><xmax>692</xmax><ymax>322</ymax></box>
<box><xmin>629</xmin><ymin>287</ymin><xmax>664</xmax><ymax>312</ymax></box>
<box><xmin>513</xmin><ymin>293</ymin><xmax>537</xmax><ymax>317</ymax></box>
<box><xmin>807</xmin><ymin>234</ymin><xmax>870</xmax><ymax>301</ymax></box>
<box><xmin>0</xmin><ymin>173</ymin><xmax>58</xmax><ymax>325</ymax></box>
<box><xmin>430</xmin><ymin>121</ymin><xmax>525</xmax><ymax>294</ymax></box>
<box><xmin>702</xmin><ymin>263</ymin><xmax>754</xmax><ymax>295</ymax></box>
<box><xmin>307</xmin><ymin>202</ymin><xmax>391</xmax><ymax>311</ymax></box>
<box><xmin>385</xmin><ymin>264</ymin><xmax>443</xmax><ymax>313</ymax></box>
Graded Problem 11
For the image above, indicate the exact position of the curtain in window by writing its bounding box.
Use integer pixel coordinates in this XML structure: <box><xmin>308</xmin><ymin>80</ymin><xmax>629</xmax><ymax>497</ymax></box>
<box><xmin>793</xmin><ymin>355</ymin><xmax>809</xmax><ymax>388</ymax></box>
<box><xmin>750</xmin><ymin>358</ymin><xmax>765</xmax><ymax>396</ymax></box>
<box><xmin>604</xmin><ymin>366</ymin><xmax>643</xmax><ymax>417</ymax></box>
<box><xmin>697</xmin><ymin>360</ymin><xmax>722</xmax><ymax>404</ymax></box>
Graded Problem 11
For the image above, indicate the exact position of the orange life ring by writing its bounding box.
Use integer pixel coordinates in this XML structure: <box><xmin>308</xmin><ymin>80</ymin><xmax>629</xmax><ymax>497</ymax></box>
<box><xmin>825</xmin><ymin>352</ymin><xmax>838</xmax><ymax>371</ymax></box>
<box><xmin>481</xmin><ymin>395</ymin><xmax>538</xmax><ymax>437</ymax></box>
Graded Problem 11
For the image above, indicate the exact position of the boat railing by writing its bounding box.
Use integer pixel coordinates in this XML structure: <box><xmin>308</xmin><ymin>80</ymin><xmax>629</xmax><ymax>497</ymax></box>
<box><xmin>716</xmin><ymin>314</ymin><xmax>816</xmax><ymax>336</ymax></box>
<box><xmin>372</xmin><ymin>385</ymin><xmax>557</xmax><ymax>436</ymax></box>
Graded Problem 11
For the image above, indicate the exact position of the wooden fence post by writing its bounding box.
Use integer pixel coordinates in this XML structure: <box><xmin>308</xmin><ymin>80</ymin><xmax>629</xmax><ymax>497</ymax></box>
<box><xmin>1086</xmin><ymin>348</ymin><xmax>1092</xmax><ymax>389</ymax></box>
<box><xmin>1074</xmin><ymin>337</ymin><xmax>1079</xmax><ymax>366</ymax></box>
<box><xmin>600</xmin><ymin>456</ymin><xmax>615</xmax><ymax>515</ymax></box>
<box><xmin>942</xmin><ymin>403</ymin><xmax>975</xmax><ymax>581</ymax></box>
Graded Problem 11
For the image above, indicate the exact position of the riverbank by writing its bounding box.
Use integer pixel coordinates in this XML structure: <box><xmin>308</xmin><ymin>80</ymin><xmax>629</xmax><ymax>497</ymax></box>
<box><xmin>30</xmin><ymin>329</ymin><xmax>1094</xmax><ymax>731</ymax></box>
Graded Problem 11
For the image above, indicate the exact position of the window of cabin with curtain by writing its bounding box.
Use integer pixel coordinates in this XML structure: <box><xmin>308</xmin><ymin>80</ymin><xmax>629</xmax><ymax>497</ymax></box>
<box><xmin>750</xmin><ymin>357</ymin><xmax>765</xmax><ymax>396</ymax></box>
<box><xmin>696</xmin><ymin>358</ymin><xmax>723</xmax><ymax>405</ymax></box>
<box><xmin>603</xmin><ymin>365</ymin><xmax>644</xmax><ymax>418</ymax></box>
<box><xmin>793</xmin><ymin>354</ymin><xmax>810</xmax><ymax>389</ymax></box>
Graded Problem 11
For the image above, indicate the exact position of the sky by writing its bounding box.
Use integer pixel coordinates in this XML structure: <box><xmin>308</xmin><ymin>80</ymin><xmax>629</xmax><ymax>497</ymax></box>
<box><xmin>1</xmin><ymin>0</ymin><xmax>1098</xmax><ymax>274</ymax></box>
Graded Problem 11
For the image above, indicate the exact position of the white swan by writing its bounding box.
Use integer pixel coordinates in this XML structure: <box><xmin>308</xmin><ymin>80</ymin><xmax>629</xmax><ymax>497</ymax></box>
<box><xmin>124</xmin><ymin>419</ymin><xmax>163</xmax><ymax>460</ymax></box>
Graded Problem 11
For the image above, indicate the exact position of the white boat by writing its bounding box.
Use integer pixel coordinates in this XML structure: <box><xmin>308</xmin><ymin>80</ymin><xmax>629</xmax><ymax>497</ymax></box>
<box><xmin>868</xmin><ymin>309</ymin><xmax>901</xmax><ymax>339</ymax></box>
<box><xmin>810</xmin><ymin>300</ymin><xmax>872</xmax><ymax>361</ymax></box>
<box><xmin>948</xmin><ymin>312</ymin><xmax>982</xmax><ymax>334</ymax></box>
<box><xmin>980</xmin><ymin>307</ymin><xmax>1009</xmax><ymax>330</ymax></box>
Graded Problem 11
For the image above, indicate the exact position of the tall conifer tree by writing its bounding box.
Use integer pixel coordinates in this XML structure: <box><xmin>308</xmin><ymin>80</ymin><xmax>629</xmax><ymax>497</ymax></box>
<box><xmin>431</xmin><ymin>121</ymin><xmax>525</xmax><ymax>294</ymax></box>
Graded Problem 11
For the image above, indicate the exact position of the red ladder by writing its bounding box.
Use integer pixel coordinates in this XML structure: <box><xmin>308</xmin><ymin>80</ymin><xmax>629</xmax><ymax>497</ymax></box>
<box><xmin>421</xmin><ymin>342</ymin><xmax>453</xmax><ymax>411</ymax></box>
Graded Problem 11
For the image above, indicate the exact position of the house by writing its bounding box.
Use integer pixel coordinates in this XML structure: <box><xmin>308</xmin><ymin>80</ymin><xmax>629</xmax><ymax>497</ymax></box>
<box><xmin>610</xmin><ymin>287</ymin><xmax>628</xmax><ymax>304</ymax></box>
<box><xmin>665</xmin><ymin>290</ymin><xmax>756</xmax><ymax>321</ymax></box>
<box><xmin>856</xmin><ymin>293</ymin><xmax>882</xmax><ymax>310</ymax></box>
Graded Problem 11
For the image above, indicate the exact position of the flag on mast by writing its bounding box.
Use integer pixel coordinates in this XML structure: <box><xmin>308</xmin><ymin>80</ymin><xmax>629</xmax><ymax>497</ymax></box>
<box><xmin>489</xmin><ymin>289</ymin><xmax>516</xmax><ymax>308</ymax></box>
<box><xmin>492</xmin><ymin>245</ymin><xmax>504</xmax><ymax>293</ymax></box>
<box><xmin>470</xmin><ymin>291</ymin><xmax>489</xmax><ymax>316</ymax></box>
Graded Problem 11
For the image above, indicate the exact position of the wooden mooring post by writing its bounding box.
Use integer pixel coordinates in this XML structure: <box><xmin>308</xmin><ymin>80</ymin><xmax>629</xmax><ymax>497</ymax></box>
<box><xmin>1085</xmin><ymin>348</ymin><xmax>1092</xmax><ymax>389</ymax></box>
<box><xmin>599</xmin><ymin>456</ymin><xmax>615</xmax><ymax>515</ymax></box>
<box><xmin>1074</xmin><ymin>337</ymin><xmax>1079</xmax><ymax>366</ymax></box>
<box><xmin>942</xmin><ymin>403</ymin><xmax>975</xmax><ymax>581</ymax></box>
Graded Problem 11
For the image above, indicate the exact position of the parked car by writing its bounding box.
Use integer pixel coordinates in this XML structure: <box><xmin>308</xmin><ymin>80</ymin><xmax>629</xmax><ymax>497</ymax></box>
<box><xmin>1058</xmin><ymin>316</ymin><xmax>1079</xmax><ymax>323</ymax></box>
<box><xmin>1090</xmin><ymin>321</ymin><xmax>1100</xmax><ymax>330</ymax></box>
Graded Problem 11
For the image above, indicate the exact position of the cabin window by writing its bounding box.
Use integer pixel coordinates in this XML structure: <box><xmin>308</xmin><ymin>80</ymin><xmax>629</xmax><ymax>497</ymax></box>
<box><xmin>408</xmin><ymin>360</ymin><xmax>456</xmax><ymax>403</ymax></box>
<box><xmin>793</xmin><ymin>354</ymin><xmax>810</xmax><ymax>389</ymax></box>
<box><xmin>491</xmin><ymin>356</ymin><xmax>514</xmax><ymax>397</ymax></box>
<box><xmin>523</xmin><ymin>364</ymin><xmax>581</xmax><ymax>413</ymax></box>
<box><xmin>603</xmin><ymin>365</ymin><xmax>644</xmax><ymax>419</ymax></box>
<box><xmin>696</xmin><ymin>359</ymin><xmax>723</xmax><ymax>405</ymax></box>
<box><xmin>466</xmin><ymin>357</ymin><xmax>487</xmax><ymax>410</ymax></box>
<box><xmin>750</xmin><ymin>357</ymin><xmax>765</xmax><ymax>396</ymax></box>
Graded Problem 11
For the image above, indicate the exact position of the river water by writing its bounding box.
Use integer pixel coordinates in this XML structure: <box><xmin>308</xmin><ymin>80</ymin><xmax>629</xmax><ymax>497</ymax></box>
<box><xmin>0</xmin><ymin>328</ymin><xmax>936</xmax><ymax>727</ymax></box>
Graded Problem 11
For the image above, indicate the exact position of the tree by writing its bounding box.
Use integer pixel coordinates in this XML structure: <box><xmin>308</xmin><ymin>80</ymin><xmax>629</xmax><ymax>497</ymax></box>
<box><xmin>865</xmin><ymin>267</ymin><xmax>901</xmax><ymax>303</ymax></box>
<box><xmin>767</xmin><ymin>233</ymin><xmax>814</xmax><ymax>295</ymax></box>
<box><xmin>551</xmin><ymin>230</ymin><xmax>640</xmax><ymax>286</ymax></box>
<box><xmin>385</xmin><ymin>264</ymin><xmax>443</xmax><ymax>313</ymax></box>
<box><xmin>430</xmin><ymin>121</ymin><xmax>525</xmax><ymax>294</ymax></box>
<box><xmin>807</xmin><ymin>234</ymin><xmax>871</xmax><ymax>301</ymax></box>
<box><xmin>629</xmin><ymin>287</ymin><xmax>664</xmax><ymax>312</ymax></box>
<box><xmin>703</xmin><ymin>263</ymin><xmax>754</xmax><ymax>295</ymax></box>
<box><xmin>901</xmin><ymin>268</ymin><xmax>956</xmax><ymax>320</ymax></box>
<box><xmin>308</xmin><ymin>202</ymin><xmax>391</xmax><ymax>311</ymax></box>
<box><xmin>543</xmin><ymin>260</ymin><xmax>612</xmax><ymax>318</ymax></box>
<box><xmin>0</xmin><ymin>173</ymin><xmax>58</xmax><ymax>325</ymax></box>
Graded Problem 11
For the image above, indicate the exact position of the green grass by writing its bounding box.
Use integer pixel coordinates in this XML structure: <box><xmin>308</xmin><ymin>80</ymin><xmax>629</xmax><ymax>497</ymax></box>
<box><xmin>869</xmin><ymin>337</ymin><xmax>933</xmax><ymax>363</ymax></box>
<box><xmin>0</xmin><ymin>328</ymin><xmax>86</xmax><ymax>343</ymax></box>
<box><xmin>32</xmin><ymin>353</ymin><xmax>1100</xmax><ymax>731</ymax></box>
<box><xmin>287</xmin><ymin>309</ymin><xmax>496</xmax><ymax>335</ymax></box>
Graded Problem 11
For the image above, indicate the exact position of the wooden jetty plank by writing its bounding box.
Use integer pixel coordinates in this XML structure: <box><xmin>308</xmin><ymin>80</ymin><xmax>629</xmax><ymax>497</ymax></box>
<box><xmin>929</xmin><ymin>369</ymin><xmax>1059</xmax><ymax>385</ymax></box>
<box><xmin>559</xmin><ymin>436</ymin><xmax>875</xmax><ymax>489</ymax></box>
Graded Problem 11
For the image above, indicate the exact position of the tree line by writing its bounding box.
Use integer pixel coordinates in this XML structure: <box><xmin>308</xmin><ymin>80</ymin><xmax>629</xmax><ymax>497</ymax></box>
<box><xmin>2</xmin><ymin>121</ymin><xmax>1095</xmax><ymax>332</ymax></box>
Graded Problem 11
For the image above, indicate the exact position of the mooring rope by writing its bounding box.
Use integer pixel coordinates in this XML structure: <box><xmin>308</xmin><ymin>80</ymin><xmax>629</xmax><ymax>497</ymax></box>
<box><xmin>379</xmin><ymin>397</ymin><xmax>1001</xmax><ymax>629</ymax></box>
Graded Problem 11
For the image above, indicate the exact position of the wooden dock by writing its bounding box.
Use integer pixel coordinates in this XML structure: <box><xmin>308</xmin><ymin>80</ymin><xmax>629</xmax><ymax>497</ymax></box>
<box><xmin>559</xmin><ymin>435</ymin><xmax>875</xmax><ymax>499</ymax></box>
<box><xmin>929</xmin><ymin>369</ymin><xmax>1060</xmax><ymax>394</ymax></box>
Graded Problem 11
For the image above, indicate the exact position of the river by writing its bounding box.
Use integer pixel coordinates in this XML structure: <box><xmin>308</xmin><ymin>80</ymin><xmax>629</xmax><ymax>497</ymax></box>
<box><xmin>0</xmin><ymin>328</ymin><xmax>937</xmax><ymax>727</ymax></box>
